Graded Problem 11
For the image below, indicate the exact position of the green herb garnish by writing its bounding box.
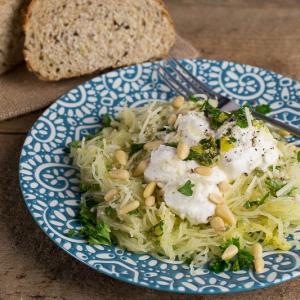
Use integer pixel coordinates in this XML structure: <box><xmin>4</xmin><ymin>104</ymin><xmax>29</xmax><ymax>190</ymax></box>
<box><xmin>130</xmin><ymin>143</ymin><xmax>145</xmax><ymax>155</ymax></box>
<box><xmin>209</xmin><ymin>238</ymin><xmax>254</xmax><ymax>273</ymax></box>
<box><xmin>188</xmin><ymin>95</ymin><xmax>199</xmax><ymax>102</ymax></box>
<box><xmin>244</xmin><ymin>192</ymin><xmax>269</xmax><ymax>209</ymax></box>
<box><xmin>297</xmin><ymin>151</ymin><xmax>300</xmax><ymax>162</ymax></box>
<box><xmin>254</xmin><ymin>104</ymin><xmax>272</xmax><ymax>115</ymax></box>
<box><xmin>233</xmin><ymin>106</ymin><xmax>249</xmax><ymax>128</ymax></box>
<box><xmin>102</xmin><ymin>113</ymin><xmax>112</xmax><ymax>127</ymax></box>
<box><xmin>66</xmin><ymin>200</ymin><xmax>112</xmax><ymax>245</ymax></box>
<box><xmin>186</xmin><ymin>137</ymin><xmax>219</xmax><ymax>166</ymax></box>
<box><xmin>177</xmin><ymin>180</ymin><xmax>195</xmax><ymax>196</ymax></box>
<box><xmin>202</xmin><ymin>101</ymin><xmax>230</xmax><ymax>130</ymax></box>
<box><xmin>220</xmin><ymin>237</ymin><xmax>240</xmax><ymax>252</ymax></box>
<box><xmin>79</xmin><ymin>182</ymin><xmax>99</xmax><ymax>193</ymax></box>
<box><xmin>265</xmin><ymin>177</ymin><xmax>286</xmax><ymax>196</ymax></box>
<box><xmin>209</xmin><ymin>258</ymin><xmax>230</xmax><ymax>273</ymax></box>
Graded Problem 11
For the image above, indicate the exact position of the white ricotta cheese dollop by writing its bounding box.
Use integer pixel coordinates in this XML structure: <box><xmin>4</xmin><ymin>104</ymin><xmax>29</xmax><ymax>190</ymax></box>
<box><xmin>175</xmin><ymin>111</ymin><xmax>213</xmax><ymax>146</ymax></box>
<box><xmin>164</xmin><ymin>173</ymin><xmax>225</xmax><ymax>224</ymax></box>
<box><xmin>217</xmin><ymin>122</ymin><xmax>280</xmax><ymax>181</ymax></box>
<box><xmin>144</xmin><ymin>145</ymin><xmax>198</xmax><ymax>183</ymax></box>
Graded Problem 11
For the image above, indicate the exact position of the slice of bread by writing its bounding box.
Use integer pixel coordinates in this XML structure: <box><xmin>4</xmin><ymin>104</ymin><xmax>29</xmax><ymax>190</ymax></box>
<box><xmin>23</xmin><ymin>0</ymin><xmax>176</xmax><ymax>81</ymax></box>
<box><xmin>0</xmin><ymin>0</ymin><xmax>26</xmax><ymax>75</ymax></box>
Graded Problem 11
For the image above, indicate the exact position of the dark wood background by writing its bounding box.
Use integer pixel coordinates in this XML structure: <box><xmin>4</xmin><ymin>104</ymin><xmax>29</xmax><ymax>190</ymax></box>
<box><xmin>1</xmin><ymin>1</ymin><xmax>300</xmax><ymax>299</ymax></box>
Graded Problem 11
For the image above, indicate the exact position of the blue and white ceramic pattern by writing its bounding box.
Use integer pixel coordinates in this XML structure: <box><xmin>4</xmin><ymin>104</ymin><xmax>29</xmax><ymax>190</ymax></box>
<box><xmin>19</xmin><ymin>59</ymin><xmax>300</xmax><ymax>294</ymax></box>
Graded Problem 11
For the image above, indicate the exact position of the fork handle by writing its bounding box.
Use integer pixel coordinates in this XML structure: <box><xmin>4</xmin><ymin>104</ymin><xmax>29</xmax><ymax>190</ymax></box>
<box><xmin>252</xmin><ymin>110</ymin><xmax>300</xmax><ymax>137</ymax></box>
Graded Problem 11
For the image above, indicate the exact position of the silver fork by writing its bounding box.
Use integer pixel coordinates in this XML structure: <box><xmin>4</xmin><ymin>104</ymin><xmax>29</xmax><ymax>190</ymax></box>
<box><xmin>159</xmin><ymin>58</ymin><xmax>300</xmax><ymax>137</ymax></box>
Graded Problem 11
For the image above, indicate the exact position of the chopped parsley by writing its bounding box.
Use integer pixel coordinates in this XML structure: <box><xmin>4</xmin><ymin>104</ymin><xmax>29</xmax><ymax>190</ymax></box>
<box><xmin>66</xmin><ymin>199</ymin><xmax>112</xmax><ymax>245</ymax></box>
<box><xmin>297</xmin><ymin>151</ymin><xmax>300</xmax><ymax>162</ymax></box>
<box><xmin>65</xmin><ymin>140</ymin><xmax>81</xmax><ymax>153</ymax></box>
<box><xmin>79</xmin><ymin>182</ymin><xmax>99</xmax><ymax>193</ymax></box>
<box><xmin>105</xmin><ymin>206</ymin><xmax>116</xmax><ymax>218</ymax></box>
<box><xmin>265</xmin><ymin>177</ymin><xmax>286</xmax><ymax>196</ymax></box>
<box><xmin>188</xmin><ymin>95</ymin><xmax>199</xmax><ymax>102</ymax></box>
<box><xmin>232</xmin><ymin>106</ymin><xmax>248</xmax><ymax>128</ymax></box>
<box><xmin>130</xmin><ymin>143</ymin><xmax>145</xmax><ymax>155</ymax></box>
<box><xmin>177</xmin><ymin>180</ymin><xmax>195</xmax><ymax>196</ymax></box>
<box><xmin>102</xmin><ymin>113</ymin><xmax>112</xmax><ymax>127</ymax></box>
<box><xmin>201</xmin><ymin>101</ymin><xmax>231</xmax><ymax>130</ymax></box>
<box><xmin>186</xmin><ymin>137</ymin><xmax>219</xmax><ymax>166</ymax></box>
<box><xmin>254</xmin><ymin>104</ymin><xmax>272</xmax><ymax>115</ymax></box>
<box><xmin>209</xmin><ymin>238</ymin><xmax>254</xmax><ymax>273</ymax></box>
<box><xmin>209</xmin><ymin>258</ymin><xmax>230</xmax><ymax>273</ymax></box>
<box><xmin>244</xmin><ymin>192</ymin><xmax>269</xmax><ymax>209</ymax></box>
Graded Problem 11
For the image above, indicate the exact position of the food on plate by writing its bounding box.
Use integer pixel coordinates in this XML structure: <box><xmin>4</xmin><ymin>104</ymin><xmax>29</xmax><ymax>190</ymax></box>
<box><xmin>23</xmin><ymin>0</ymin><xmax>175</xmax><ymax>81</ymax></box>
<box><xmin>0</xmin><ymin>0</ymin><xmax>26</xmax><ymax>74</ymax></box>
<box><xmin>69</xmin><ymin>96</ymin><xmax>300</xmax><ymax>273</ymax></box>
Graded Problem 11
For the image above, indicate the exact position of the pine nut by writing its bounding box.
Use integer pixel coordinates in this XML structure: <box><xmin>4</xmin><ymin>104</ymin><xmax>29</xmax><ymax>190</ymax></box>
<box><xmin>104</xmin><ymin>188</ymin><xmax>118</xmax><ymax>202</ymax></box>
<box><xmin>278</xmin><ymin>129</ymin><xmax>290</xmax><ymax>137</ymax></box>
<box><xmin>210</xmin><ymin>216</ymin><xmax>226</xmax><ymax>232</ymax></box>
<box><xmin>222</xmin><ymin>245</ymin><xmax>239</xmax><ymax>260</ymax></box>
<box><xmin>215</xmin><ymin>203</ymin><xmax>236</xmax><ymax>225</ymax></box>
<box><xmin>143</xmin><ymin>140</ymin><xmax>163</xmax><ymax>151</ymax></box>
<box><xmin>254</xmin><ymin>258</ymin><xmax>265</xmax><ymax>273</ymax></box>
<box><xmin>109</xmin><ymin>169</ymin><xmax>130</xmax><ymax>180</ymax></box>
<box><xmin>252</xmin><ymin>243</ymin><xmax>263</xmax><ymax>259</ymax></box>
<box><xmin>133</xmin><ymin>160</ymin><xmax>148</xmax><ymax>177</ymax></box>
<box><xmin>145</xmin><ymin>196</ymin><xmax>156</xmax><ymax>207</ymax></box>
<box><xmin>218</xmin><ymin>181</ymin><xmax>231</xmax><ymax>193</ymax></box>
<box><xmin>194</xmin><ymin>166</ymin><xmax>213</xmax><ymax>176</ymax></box>
<box><xmin>172</xmin><ymin>96</ymin><xmax>185</xmax><ymax>109</ymax></box>
<box><xmin>209</xmin><ymin>193</ymin><xmax>224</xmax><ymax>204</ymax></box>
<box><xmin>176</xmin><ymin>143</ymin><xmax>190</xmax><ymax>160</ymax></box>
<box><xmin>143</xmin><ymin>182</ymin><xmax>156</xmax><ymax>198</ymax></box>
<box><xmin>115</xmin><ymin>150</ymin><xmax>128</xmax><ymax>165</ymax></box>
<box><xmin>157</xmin><ymin>182</ymin><xmax>164</xmax><ymax>189</ymax></box>
<box><xmin>119</xmin><ymin>200</ymin><xmax>140</xmax><ymax>215</ymax></box>
<box><xmin>208</xmin><ymin>99</ymin><xmax>218</xmax><ymax>108</ymax></box>
<box><xmin>168</xmin><ymin>114</ymin><xmax>177</xmax><ymax>125</ymax></box>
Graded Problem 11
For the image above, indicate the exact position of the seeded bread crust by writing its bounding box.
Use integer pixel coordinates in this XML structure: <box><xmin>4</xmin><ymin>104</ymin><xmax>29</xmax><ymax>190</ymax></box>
<box><xmin>23</xmin><ymin>0</ymin><xmax>176</xmax><ymax>81</ymax></box>
<box><xmin>0</xmin><ymin>0</ymin><xmax>27</xmax><ymax>75</ymax></box>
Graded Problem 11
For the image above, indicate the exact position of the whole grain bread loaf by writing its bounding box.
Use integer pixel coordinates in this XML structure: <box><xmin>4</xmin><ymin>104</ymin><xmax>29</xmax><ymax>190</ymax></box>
<box><xmin>0</xmin><ymin>0</ymin><xmax>26</xmax><ymax>75</ymax></box>
<box><xmin>23</xmin><ymin>0</ymin><xmax>175</xmax><ymax>81</ymax></box>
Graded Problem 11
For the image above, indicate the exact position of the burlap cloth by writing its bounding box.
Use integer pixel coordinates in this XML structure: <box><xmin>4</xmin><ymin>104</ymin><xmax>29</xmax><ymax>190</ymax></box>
<box><xmin>0</xmin><ymin>34</ymin><xmax>199</xmax><ymax>121</ymax></box>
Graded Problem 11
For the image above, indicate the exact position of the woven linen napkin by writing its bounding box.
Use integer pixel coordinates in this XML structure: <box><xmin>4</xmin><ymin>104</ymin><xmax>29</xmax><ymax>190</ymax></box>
<box><xmin>0</xmin><ymin>34</ymin><xmax>199</xmax><ymax>121</ymax></box>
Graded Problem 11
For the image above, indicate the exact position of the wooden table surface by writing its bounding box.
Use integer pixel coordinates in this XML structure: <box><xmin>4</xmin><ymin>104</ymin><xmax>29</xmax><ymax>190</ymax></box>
<box><xmin>1</xmin><ymin>1</ymin><xmax>300</xmax><ymax>299</ymax></box>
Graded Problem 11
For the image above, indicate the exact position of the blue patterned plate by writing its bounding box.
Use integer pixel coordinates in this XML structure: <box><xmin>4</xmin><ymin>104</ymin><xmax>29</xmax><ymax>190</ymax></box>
<box><xmin>19</xmin><ymin>59</ymin><xmax>300</xmax><ymax>294</ymax></box>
